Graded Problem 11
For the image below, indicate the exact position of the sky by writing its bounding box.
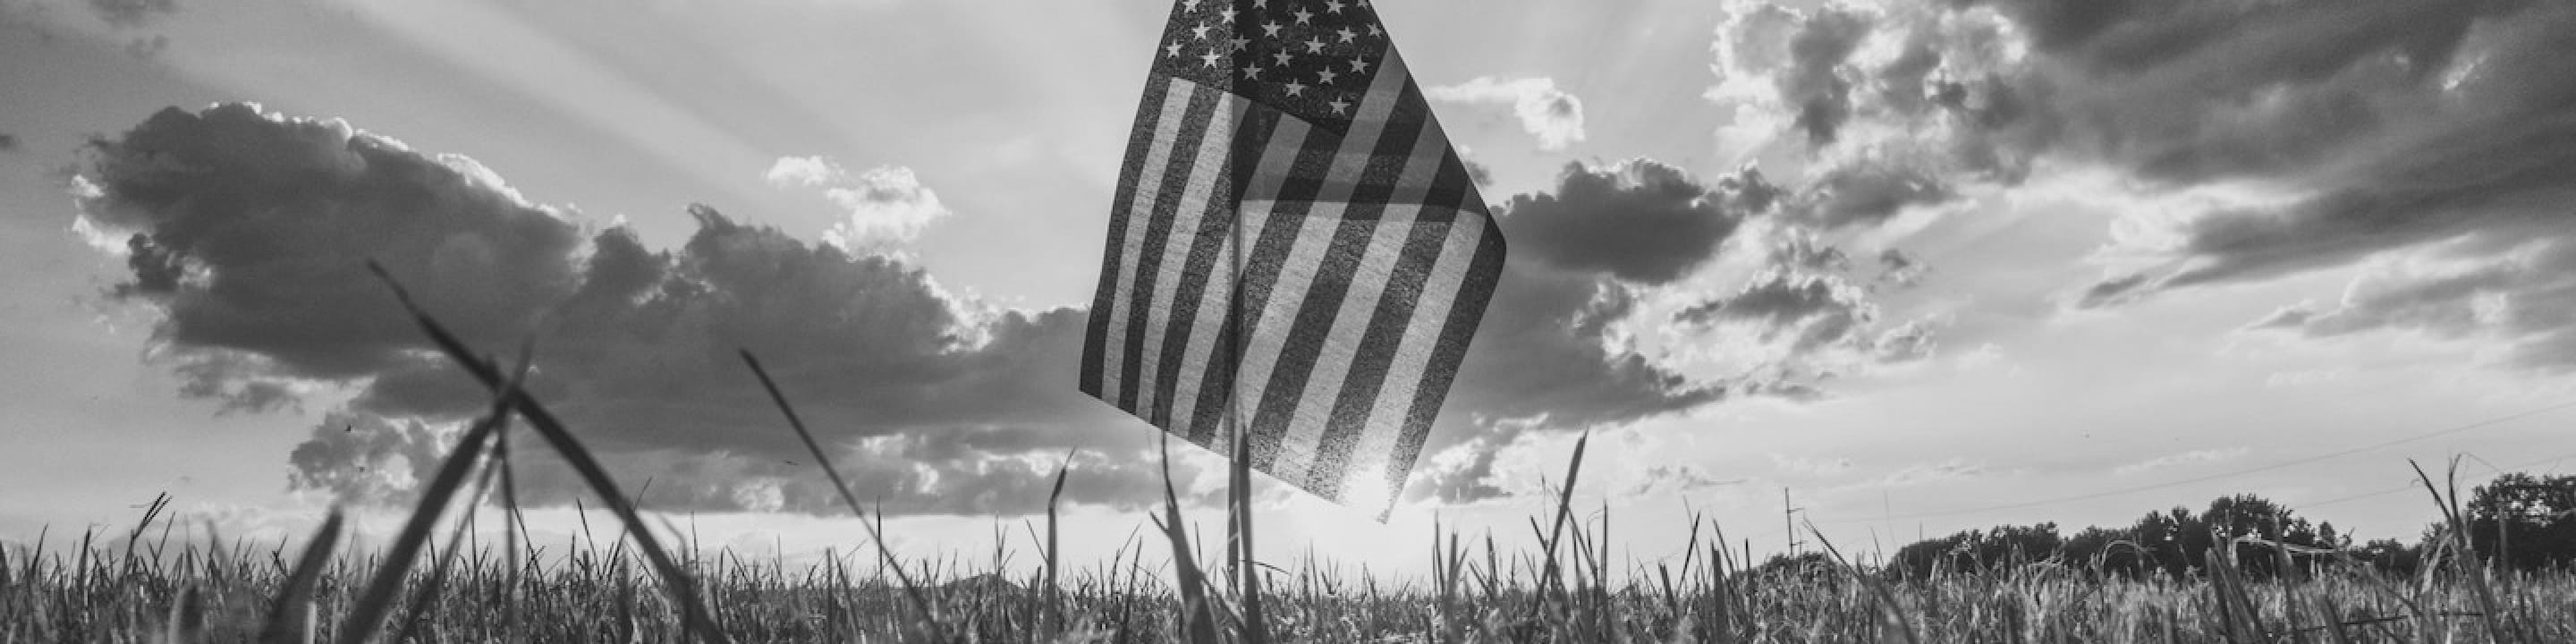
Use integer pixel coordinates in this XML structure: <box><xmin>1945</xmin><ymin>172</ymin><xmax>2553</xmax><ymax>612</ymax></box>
<box><xmin>4</xmin><ymin>0</ymin><xmax>2575</xmax><ymax>577</ymax></box>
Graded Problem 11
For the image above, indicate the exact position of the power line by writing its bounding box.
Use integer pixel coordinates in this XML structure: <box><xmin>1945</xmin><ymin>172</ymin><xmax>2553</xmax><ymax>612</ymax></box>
<box><xmin>1816</xmin><ymin>399</ymin><xmax>2576</xmax><ymax>524</ymax></box>
<box><xmin>2291</xmin><ymin>450</ymin><xmax>2576</xmax><ymax>511</ymax></box>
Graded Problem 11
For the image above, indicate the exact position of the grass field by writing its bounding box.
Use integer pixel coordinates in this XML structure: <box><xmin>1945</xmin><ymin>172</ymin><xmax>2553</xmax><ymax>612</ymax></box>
<box><xmin>5</xmin><ymin>267</ymin><xmax>2572</xmax><ymax>644</ymax></box>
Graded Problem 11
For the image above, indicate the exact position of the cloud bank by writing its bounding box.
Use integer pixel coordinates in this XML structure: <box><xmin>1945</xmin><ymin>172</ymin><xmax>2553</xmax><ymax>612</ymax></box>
<box><xmin>1712</xmin><ymin>0</ymin><xmax>2576</xmax><ymax>371</ymax></box>
<box><xmin>76</xmin><ymin>105</ymin><xmax>1924</xmax><ymax>514</ymax></box>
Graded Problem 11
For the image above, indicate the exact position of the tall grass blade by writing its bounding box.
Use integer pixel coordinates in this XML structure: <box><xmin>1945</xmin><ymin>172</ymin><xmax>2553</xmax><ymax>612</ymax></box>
<box><xmin>334</xmin><ymin>343</ymin><xmax>529</xmax><ymax>644</ymax></box>
<box><xmin>738</xmin><ymin>350</ymin><xmax>948</xmax><ymax>643</ymax></box>
<box><xmin>257</xmin><ymin>510</ymin><xmax>342</xmax><ymax>644</ymax></box>
<box><xmin>368</xmin><ymin>261</ymin><xmax>731</xmax><ymax>644</ymax></box>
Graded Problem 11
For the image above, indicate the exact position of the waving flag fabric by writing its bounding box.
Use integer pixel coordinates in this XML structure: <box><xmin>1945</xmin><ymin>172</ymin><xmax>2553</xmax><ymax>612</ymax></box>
<box><xmin>1080</xmin><ymin>0</ymin><xmax>1506</xmax><ymax>519</ymax></box>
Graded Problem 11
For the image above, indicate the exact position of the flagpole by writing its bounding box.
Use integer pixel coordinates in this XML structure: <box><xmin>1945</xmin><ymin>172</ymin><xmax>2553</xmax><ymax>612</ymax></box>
<box><xmin>1224</xmin><ymin>2</ymin><xmax>1263</xmax><ymax>635</ymax></box>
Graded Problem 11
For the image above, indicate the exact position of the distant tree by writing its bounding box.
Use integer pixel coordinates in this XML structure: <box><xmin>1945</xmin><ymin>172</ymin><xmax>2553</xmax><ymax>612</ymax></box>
<box><xmin>1885</xmin><ymin>493</ymin><xmax>2344</xmax><ymax>581</ymax></box>
<box><xmin>1886</xmin><ymin>522</ymin><xmax>2062</xmax><ymax>580</ymax></box>
<box><xmin>2463</xmin><ymin>472</ymin><xmax>2576</xmax><ymax>572</ymax></box>
<box><xmin>2352</xmin><ymin>538</ymin><xmax>2421</xmax><ymax>576</ymax></box>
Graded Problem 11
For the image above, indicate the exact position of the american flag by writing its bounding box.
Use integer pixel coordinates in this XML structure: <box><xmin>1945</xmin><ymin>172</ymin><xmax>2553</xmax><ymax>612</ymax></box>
<box><xmin>1080</xmin><ymin>0</ymin><xmax>1505</xmax><ymax>519</ymax></box>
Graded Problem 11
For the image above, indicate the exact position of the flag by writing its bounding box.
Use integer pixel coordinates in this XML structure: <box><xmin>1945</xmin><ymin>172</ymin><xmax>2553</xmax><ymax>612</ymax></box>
<box><xmin>1080</xmin><ymin>0</ymin><xmax>1506</xmax><ymax>519</ymax></box>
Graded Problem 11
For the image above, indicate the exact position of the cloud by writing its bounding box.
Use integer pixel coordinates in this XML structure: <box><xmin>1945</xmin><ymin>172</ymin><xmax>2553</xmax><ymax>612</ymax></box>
<box><xmin>71</xmin><ymin>104</ymin><xmax>1781</xmax><ymax>514</ymax></box>
<box><xmin>1677</xmin><ymin>267</ymin><xmax>1875</xmax><ymax>354</ymax></box>
<box><xmin>1426</xmin><ymin>77</ymin><xmax>1589</xmax><ymax>151</ymax></box>
<box><xmin>1716</xmin><ymin>0</ymin><xmax>2576</xmax><ymax>378</ymax></box>
<box><xmin>1877</xmin><ymin>458</ymin><xmax>1991</xmax><ymax>487</ymax></box>
<box><xmin>2246</xmin><ymin>240</ymin><xmax>2576</xmax><ymax>370</ymax></box>
<box><xmin>88</xmin><ymin>0</ymin><xmax>174</xmax><ymax>28</ymax></box>
<box><xmin>1779</xmin><ymin>5</ymin><xmax>1873</xmax><ymax>146</ymax></box>
<box><xmin>764</xmin><ymin>155</ymin><xmax>951</xmax><ymax>248</ymax></box>
<box><xmin>1497</xmin><ymin>160</ymin><xmax>1754</xmax><ymax>285</ymax></box>
<box><xmin>1793</xmin><ymin>157</ymin><xmax>1955</xmax><ymax>230</ymax></box>
<box><xmin>2113</xmin><ymin>447</ymin><xmax>2250</xmax><ymax>476</ymax></box>
<box><xmin>2073</xmin><ymin>272</ymin><xmax>2151</xmax><ymax>309</ymax></box>
<box><xmin>76</xmin><ymin>103</ymin><xmax>1157</xmax><ymax>516</ymax></box>
<box><xmin>1414</xmin><ymin>160</ymin><xmax>1945</xmax><ymax>502</ymax></box>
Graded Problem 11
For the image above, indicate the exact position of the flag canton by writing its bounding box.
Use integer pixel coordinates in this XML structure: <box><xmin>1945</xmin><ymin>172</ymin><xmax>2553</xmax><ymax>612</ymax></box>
<box><xmin>1154</xmin><ymin>0</ymin><xmax>1390</xmax><ymax>134</ymax></box>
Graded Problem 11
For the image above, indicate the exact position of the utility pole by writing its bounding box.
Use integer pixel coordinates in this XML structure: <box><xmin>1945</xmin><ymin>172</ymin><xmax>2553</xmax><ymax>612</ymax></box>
<box><xmin>1783</xmin><ymin>487</ymin><xmax>1799</xmax><ymax>555</ymax></box>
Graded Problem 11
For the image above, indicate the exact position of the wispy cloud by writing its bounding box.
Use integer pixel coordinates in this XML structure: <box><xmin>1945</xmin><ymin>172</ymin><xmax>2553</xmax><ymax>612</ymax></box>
<box><xmin>2113</xmin><ymin>448</ymin><xmax>2251</xmax><ymax>476</ymax></box>
<box><xmin>1426</xmin><ymin>77</ymin><xmax>1588</xmax><ymax>151</ymax></box>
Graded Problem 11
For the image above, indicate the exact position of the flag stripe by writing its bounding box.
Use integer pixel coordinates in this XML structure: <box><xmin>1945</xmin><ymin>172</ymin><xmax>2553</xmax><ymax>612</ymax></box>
<box><xmin>1385</xmin><ymin>214</ymin><xmax>1507</xmax><ymax>516</ymax></box>
<box><xmin>1087</xmin><ymin>78</ymin><xmax>1196</xmax><ymax>404</ymax></box>
<box><xmin>1306</xmin><ymin>205</ymin><xmax>1444</xmax><ymax>496</ymax></box>
<box><xmin>1238</xmin><ymin>65</ymin><xmax>1407</xmax><ymax>478</ymax></box>
<box><xmin>1284</xmin><ymin>68</ymin><xmax>1436</xmax><ymax>488</ymax></box>
<box><xmin>1275</xmin><ymin>208</ymin><xmax>1406</xmax><ymax>486</ymax></box>
<box><xmin>1340</xmin><ymin>208</ymin><xmax>1485</xmax><ymax>508</ymax></box>
<box><xmin>1217</xmin><ymin>125</ymin><xmax>1339</xmax><ymax>469</ymax></box>
<box><xmin>1137</xmin><ymin>90</ymin><xmax>1250</xmax><ymax>427</ymax></box>
<box><xmin>1115</xmin><ymin>83</ymin><xmax>1225</xmax><ymax>411</ymax></box>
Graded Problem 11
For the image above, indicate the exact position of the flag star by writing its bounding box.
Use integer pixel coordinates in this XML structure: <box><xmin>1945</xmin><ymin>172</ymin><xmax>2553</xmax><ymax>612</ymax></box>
<box><xmin>1191</xmin><ymin>22</ymin><xmax>1211</xmax><ymax>39</ymax></box>
<box><xmin>1368</xmin><ymin>24</ymin><xmax>1383</xmax><ymax>36</ymax></box>
<box><xmin>1336</xmin><ymin>27</ymin><xmax>1357</xmax><ymax>42</ymax></box>
<box><xmin>1252</xmin><ymin>0</ymin><xmax>1267</xmax><ymax>6</ymax></box>
<box><xmin>1350</xmin><ymin>56</ymin><xmax>1372</xmax><ymax>72</ymax></box>
<box><xmin>1182</xmin><ymin>0</ymin><xmax>1199</xmax><ymax>9</ymax></box>
<box><xmin>1241</xmin><ymin>64</ymin><xmax>1264</xmax><ymax>80</ymax></box>
<box><xmin>1329</xmin><ymin>97</ymin><xmax>1352</xmax><ymax>114</ymax></box>
<box><xmin>1220</xmin><ymin>8</ymin><xmax>1237</xmax><ymax>21</ymax></box>
<box><xmin>1272</xmin><ymin>50</ymin><xmax>1294</xmax><ymax>66</ymax></box>
<box><xmin>1292</xmin><ymin>8</ymin><xmax>1313</xmax><ymax>23</ymax></box>
<box><xmin>1303</xmin><ymin>38</ymin><xmax>1326</xmax><ymax>54</ymax></box>
<box><xmin>1165</xmin><ymin>41</ymin><xmax>1182</xmax><ymax>58</ymax></box>
<box><xmin>1284</xmin><ymin>81</ymin><xmax>1307</xmax><ymax>97</ymax></box>
<box><xmin>1229</xmin><ymin>37</ymin><xmax>1250</xmax><ymax>52</ymax></box>
<box><xmin>1201</xmin><ymin>51</ymin><xmax>1224</xmax><ymax>68</ymax></box>
<box><xmin>1262</xmin><ymin>21</ymin><xmax>1283</xmax><ymax>37</ymax></box>
<box><xmin>1325</xmin><ymin>0</ymin><xmax>1345</xmax><ymax>13</ymax></box>
<box><xmin>1318</xmin><ymin>69</ymin><xmax>1339</xmax><ymax>85</ymax></box>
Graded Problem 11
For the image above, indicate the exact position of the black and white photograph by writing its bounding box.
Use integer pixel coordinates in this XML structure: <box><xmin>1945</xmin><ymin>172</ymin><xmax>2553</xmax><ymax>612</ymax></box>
<box><xmin>2</xmin><ymin>0</ymin><xmax>2573</xmax><ymax>640</ymax></box>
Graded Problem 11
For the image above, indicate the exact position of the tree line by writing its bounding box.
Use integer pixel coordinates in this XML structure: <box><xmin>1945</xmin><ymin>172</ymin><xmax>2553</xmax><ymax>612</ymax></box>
<box><xmin>1871</xmin><ymin>471</ymin><xmax>2576</xmax><ymax>581</ymax></box>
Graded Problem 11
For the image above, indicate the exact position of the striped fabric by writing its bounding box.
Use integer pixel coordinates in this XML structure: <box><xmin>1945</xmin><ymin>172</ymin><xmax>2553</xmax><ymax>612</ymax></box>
<box><xmin>1080</xmin><ymin>0</ymin><xmax>1506</xmax><ymax>519</ymax></box>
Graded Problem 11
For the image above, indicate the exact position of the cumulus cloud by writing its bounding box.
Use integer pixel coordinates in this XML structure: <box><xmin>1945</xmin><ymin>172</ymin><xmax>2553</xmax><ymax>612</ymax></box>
<box><xmin>1496</xmin><ymin>160</ymin><xmax>1752</xmax><ymax>285</ymax></box>
<box><xmin>764</xmin><ymin>155</ymin><xmax>951</xmax><ymax>248</ymax></box>
<box><xmin>76</xmin><ymin>104</ymin><xmax>1854</xmax><ymax>514</ymax></box>
<box><xmin>1715</xmin><ymin>0</ymin><xmax>2576</xmax><ymax>377</ymax></box>
<box><xmin>1413</xmin><ymin>160</ymin><xmax>1942</xmax><ymax>502</ymax></box>
<box><xmin>76</xmin><ymin>103</ymin><xmax>1153</xmax><ymax>515</ymax></box>
<box><xmin>1426</xmin><ymin>77</ymin><xmax>1588</xmax><ymax>151</ymax></box>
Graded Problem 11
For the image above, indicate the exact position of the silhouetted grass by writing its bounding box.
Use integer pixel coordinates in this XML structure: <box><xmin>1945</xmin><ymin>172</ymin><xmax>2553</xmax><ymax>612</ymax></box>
<box><xmin>4</xmin><ymin>268</ymin><xmax>2572</xmax><ymax>642</ymax></box>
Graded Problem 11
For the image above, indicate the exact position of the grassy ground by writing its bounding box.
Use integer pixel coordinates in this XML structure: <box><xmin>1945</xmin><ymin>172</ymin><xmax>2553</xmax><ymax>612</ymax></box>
<box><xmin>5</xmin><ymin>511</ymin><xmax>2574</xmax><ymax>643</ymax></box>
<box><xmin>6</xmin><ymin>266</ymin><xmax>2572</xmax><ymax>643</ymax></box>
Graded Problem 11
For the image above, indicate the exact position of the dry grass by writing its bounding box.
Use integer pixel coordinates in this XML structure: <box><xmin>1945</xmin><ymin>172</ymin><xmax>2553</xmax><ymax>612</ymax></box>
<box><xmin>5</xmin><ymin>267</ymin><xmax>2573</xmax><ymax>643</ymax></box>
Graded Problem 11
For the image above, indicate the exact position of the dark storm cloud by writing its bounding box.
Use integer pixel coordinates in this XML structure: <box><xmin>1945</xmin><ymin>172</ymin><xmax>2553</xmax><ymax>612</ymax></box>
<box><xmin>1413</xmin><ymin>161</ymin><xmax>1941</xmax><ymax>503</ymax></box>
<box><xmin>1498</xmin><ymin>160</ymin><xmax>1751</xmax><ymax>285</ymax></box>
<box><xmin>1675</xmin><ymin>268</ymin><xmax>1874</xmax><ymax>354</ymax></box>
<box><xmin>1781</xmin><ymin>6</ymin><xmax>1872</xmax><ymax>146</ymax></box>
<box><xmin>77</xmin><ymin>104</ymin><xmax>1790</xmax><ymax>513</ymax></box>
<box><xmin>76</xmin><ymin>103</ymin><xmax>1153</xmax><ymax>515</ymax></box>
<box><xmin>87</xmin><ymin>0</ymin><xmax>173</xmax><ymax>28</ymax></box>
<box><xmin>1737</xmin><ymin>0</ymin><xmax>2576</xmax><ymax>363</ymax></box>
<box><xmin>1793</xmin><ymin>159</ymin><xmax>1954</xmax><ymax>230</ymax></box>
